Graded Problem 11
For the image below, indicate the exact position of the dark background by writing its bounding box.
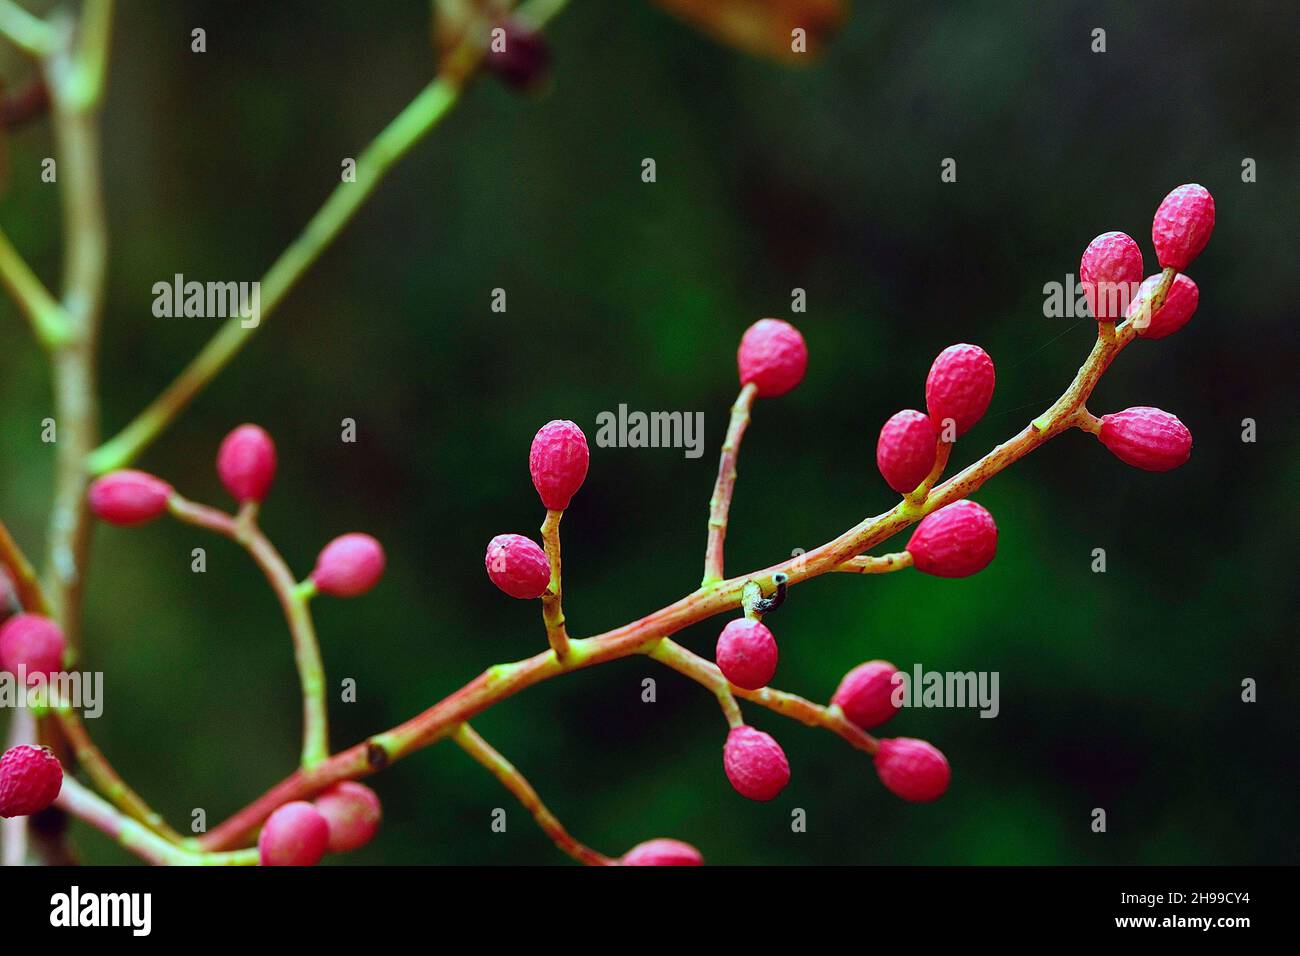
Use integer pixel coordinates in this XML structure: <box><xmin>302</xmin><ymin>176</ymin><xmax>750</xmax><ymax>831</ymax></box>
<box><xmin>1</xmin><ymin>0</ymin><xmax>1297</xmax><ymax>864</ymax></box>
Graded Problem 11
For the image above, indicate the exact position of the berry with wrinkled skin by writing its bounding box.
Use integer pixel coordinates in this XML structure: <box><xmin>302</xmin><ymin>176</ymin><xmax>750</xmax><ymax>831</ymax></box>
<box><xmin>1098</xmin><ymin>407</ymin><xmax>1192</xmax><ymax>472</ymax></box>
<box><xmin>722</xmin><ymin>725</ymin><xmax>790</xmax><ymax>802</ymax></box>
<box><xmin>313</xmin><ymin>781</ymin><xmax>382</xmax><ymax>853</ymax></box>
<box><xmin>1080</xmin><ymin>231</ymin><xmax>1144</xmax><ymax>322</ymax></box>
<box><xmin>0</xmin><ymin>613</ymin><xmax>65</xmax><ymax>683</ymax></box>
<box><xmin>621</xmin><ymin>838</ymin><xmax>704</xmax><ymax>866</ymax></box>
<box><xmin>258</xmin><ymin>801</ymin><xmax>331</xmax><ymax>866</ymax></box>
<box><xmin>1152</xmin><ymin>184</ymin><xmax>1215</xmax><ymax>271</ymax></box>
<box><xmin>529</xmin><ymin>420</ymin><xmax>590</xmax><ymax>511</ymax></box>
<box><xmin>925</xmin><ymin>344</ymin><xmax>995</xmax><ymax>437</ymax></box>
<box><xmin>715</xmin><ymin>619</ymin><xmax>778</xmax><ymax>690</ymax></box>
<box><xmin>874</xmin><ymin>737</ymin><xmax>950</xmax><ymax>802</ymax></box>
<box><xmin>1128</xmin><ymin>273</ymin><xmax>1199</xmax><ymax>340</ymax></box>
<box><xmin>737</xmin><ymin>318</ymin><xmax>808</xmax><ymax>398</ymax></box>
<box><xmin>831</xmin><ymin>660</ymin><xmax>900</xmax><ymax>729</ymax></box>
<box><xmin>217</xmin><ymin>423</ymin><xmax>277</xmax><ymax>503</ymax></box>
<box><xmin>876</xmin><ymin>410</ymin><xmax>938</xmax><ymax>494</ymax></box>
<box><xmin>0</xmin><ymin>745</ymin><xmax>63</xmax><ymax>818</ymax></box>
<box><xmin>484</xmin><ymin>534</ymin><xmax>551</xmax><ymax>600</ymax></box>
<box><xmin>311</xmin><ymin>533</ymin><xmax>386</xmax><ymax>597</ymax></box>
<box><xmin>906</xmin><ymin>500</ymin><xmax>998</xmax><ymax>578</ymax></box>
<box><xmin>88</xmin><ymin>470</ymin><xmax>173</xmax><ymax>526</ymax></box>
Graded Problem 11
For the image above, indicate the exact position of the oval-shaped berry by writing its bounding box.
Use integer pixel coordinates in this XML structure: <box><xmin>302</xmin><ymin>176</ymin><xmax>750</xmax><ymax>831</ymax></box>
<box><xmin>715</xmin><ymin>619</ymin><xmax>778</xmax><ymax>691</ymax></box>
<box><xmin>737</xmin><ymin>318</ymin><xmax>808</xmax><ymax>398</ymax></box>
<box><xmin>906</xmin><ymin>499</ymin><xmax>998</xmax><ymax>578</ymax></box>
<box><xmin>0</xmin><ymin>744</ymin><xmax>63</xmax><ymax>818</ymax></box>
<box><xmin>529</xmin><ymin>420</ymin><xmax>590</xmax><ymax>511</ymax></box>
<box><xmin>1128</xmin><ymin>273</ymin><xmax>1199</xmax><ymax>340</ymax></box>
<box><xmin>313</xmin><ymin>781</ymin><xmax>382</xmax><ymax>853</ymax></box>
<box><xmin>88</xmin><ymin>470</ymin><xmax>173</xmax><ymax>526</ymax></box>
<box><xmin>722</xmin><ymin>725</ymin><xmax>790</xmax><ymax>802</ymax></box>
<box><xmin>311</xmin><ymin>533</ymin><xmax>386</xmax><ymax>598</ymax></box>
<box><xmin>1098</xmin><ymin>406</ymin><xmax>1192</xmax><ymax>472</ymax></box>
<box><xmin>258</xmin><ymin>801</ymin><xmax>331</xmax><ymax>866</ymax></box>
<box><xmin>925</xmin><ymin>344</ymin><xmax>995</xmax><ymax>437</ymax></box>
<box><xmin>1080</xmin><ymin>231</ymin><xmax>1144</xmax><ymax>322</ymax></box>
<box><xmin>876</xmin><ymin>410</ymin><xmax>938</xmax><ymax>494</ymax></box>
<box><xmin>831</xmin><ymin>660</ymin><xmax>900</xmax><ymax>730</ymax></box>
<box><xmin>0</xmin><ymin>613</ymin><xmax>65</xmax><ymax>683</ymax></box>
<box><xmin>216</xmin><ymin>423</ymin><xmax>277</xmax><ymax>503</ymax></box>
<box><xmin>874</xmin><ymin>737</ymin><xmax>950</xmax><ymax>802</ymax></box>
<box><xmin>484</xmin><ymin>534</ymin><xmax>551</xmax><ymax>600</ymax></box>
<box><xmin>621</xmin><ymin>838</ymin><xmax>704</xmax><ymax>867</ymax></box>
<box><xmin>1152</xmin><ymin>184</ymin><xmax>1215</xmax><ymax>271</ymax></box>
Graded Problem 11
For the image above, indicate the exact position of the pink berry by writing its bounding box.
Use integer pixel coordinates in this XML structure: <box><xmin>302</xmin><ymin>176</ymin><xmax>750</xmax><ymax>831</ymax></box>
<box><xmin>257</xmin><ymin>801</ymin><xmax>331</xmax><ymax>866</ymax></box>
<box><xmin>1080</xmin><ymin>231</ymin><xmax>1144</xmax><ymax>322</ymax></box>
<box><xmin>216</xmin><ymin>423</ymin><xmax>277</xmax><ymax>503</ymax></box>
<box><xmin>484</xmin><ymin>534</ymin><xmax>551</xmax><ymax>600</ymax></box>
<box><xmin>313</xmin><ymin>781</ymin><xmax>382</xmax><ymax>853</ymax></box>
<box><xmin>0</xmin><ymin>613</ymin><xmax>65</xmax><ymax>683</ymax></box>
<box><xmin>311</xmin><ymin>533</ymin><xmax>386</xmax><ymax>597</ymax></box>
<box><xmin>0</xmin><ymin>744</ymin><xmax>63</xmax><ymax>818</ymax></box>
<box><xmin>1127</xmin><ymin>273</ymin><xmax>1199</xmax><ymax>340</ymax></box>
<box><xmin>876</xmin><ymin>410</ymin><xmax>939</xmax><ymax>494</ymax></box>
<box><xmin>737</xmin><ymin>318</ymin><xmax>808</xmax><ymax>398</ymax></box>
<box><xmin>87</xmin><ymin>470</ymin><xmax>172</xmax><ymax>526</ymax></box>
<box><xmin>622</xmin><ymin>838</ymin><xmax>705</xmax><ymax>866</ymax></box>
<box><xmin>1098</xmin><ymin>406</ymin><xmax>1192</xmax><ymax>472</ymax></box>
<box><xmin>831</xmin><ymin>660</ymin><xmax>900</xmax><ymax>729</ymax></box>
<box><xmin>529</xmin><ymin>420</ymin><xmax>590</xmax><ymax>511</ymax></box>
<box><xmin>722</xmin><ymin>725</ymin><xmax>790</xmax><ymax>802</ymax></box>
<box><xmin>874</xmin><ymin>737</ymin><xmax>950</xmax><ymax>802</ymax></box>
<box><xmin>1151</xmin><ymin>183</ymin><xmax>1215</xmax><ymax>271</ymax></box>
<box><xmin>925</xmin><ymin>344</ymin><xmax>995</xmax><ymax>437</ymax></box>
<box><xmin>906</xmin><ymin>499</ymin><xmax>997</xmax><ymax>578</ymax></box>
<box><xmin>715</xmin><ymin>619</ymin><xmax>778</xmax><ymax>690</ymax></box>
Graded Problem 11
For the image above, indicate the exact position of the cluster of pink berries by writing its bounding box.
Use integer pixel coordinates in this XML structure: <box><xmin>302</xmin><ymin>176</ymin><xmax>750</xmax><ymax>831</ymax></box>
<box><xmin>484</xmin><ymin>419</ymin><xmax>589</xmax><ymax>600</ymax></box>
<box><xmin>88</xmin><ymin>424</ymin><xmax>387</xmax><ymax>598</ymax></box>
<box><xmin>257</xmin><ymin>781</ymin><xmax>383</xmax><ymax>866</ymax></box>
<box><xmin>0</xmin><ymin>607</ymin><xmax>72</xmax><ymax>820</ymax></box>
<box><xmin>1080</xmin><ymin>183</ymin><xmax>1214</xmax><ymax>471</ymax></box>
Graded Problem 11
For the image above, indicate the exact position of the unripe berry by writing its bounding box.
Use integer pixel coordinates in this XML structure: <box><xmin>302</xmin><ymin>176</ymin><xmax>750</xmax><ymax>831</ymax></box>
<box><xmin>216</xmin><ymin>423</ymin><xmax>277</xmax><ymax>503</ymax></box>
<box><xmin>313</xmin><ymin>781</ymin><xmax>382</xmax><ymax>853</ymax></box>
<box><xmin>925</xmin><ymin>344</ymin><xmax>995</xmax><ymax>437</ymax></box>
<box><xmin>906</xmin><ymin>499</ymin><xmax>998</xmax><ymax>578</ymax></box>
<box><xmin>1098</xmin><ymin>406</ymin><xmax>1192</xmax><ymax>472</ymax></box>
<box><xmin>310</xmin><ymin>533</ymin><xmax>386</xmax><ymax>597</ymax></box>
<box><xmin>737</xmin><ymin>318</ymin><xmax>807</xmax><ymax>398</ymax></box>
<box><xmin>621</xmin><ymin>838</ymin><xmax>704</xmax><ymax>866</ymax></box>
<box><xmin>257</xmin><ymin>801</ymin><xmax>330</xmax><ymax>866</ymax></box>
<box><xmin>88</xmin><ymin>470</ymin><xmax>172</xmax><ymax>526</ymax></box>
<box><xmin>484</xmin><ymin>534</ymin><xmax>551</xmax><ymax>600</ymax></box>
<box><xmin>1152</xmin><ymin>183</ymin><xmax>1215</xmax><ymax>271</ymax></box>
<box><xmin>722</xmin><ymin>725</ymin><xmax>790</xmax><ymax>802</ymax></box>
<box><xmin>0</xmin><ymin>613</ymin><xmax>65</xmax><ymax>683</ymax></box>
<box><xmin>831</xmin><ymin>660</ymin><xmax>900</xmax><ymax>729</ymax></box>
<box><xmin>876</xmin><ymin>410</ymin><xmax>938</xmax><ymax>494</ymax></box>
<box><xmin>874</xmin><ymin>737</ymin><xmax>950</xmax><ymax>802</ymax></box>
<box><xmin>1127</xmin><ymin>273</ymin><xmax>1199</xmax><ymax>340</ymax></box>
<box><xmin>1079</xmin><ymin>231</ymin><xmax>1143</xmax><ymax>322</ymax></box>
<box><xmin>529</xmin><ymin>420</ymin><xmax>590</xmax><ymax>511</ymax></box>
<box><xmin>0</xmin><ymin>744</ymin><xmax>63</xmax><ymax>818</ymax></box>
<box><xmin>715</xmin><ymin>619</ymin><xmax>778</xmax><ymax>691</ymax></box>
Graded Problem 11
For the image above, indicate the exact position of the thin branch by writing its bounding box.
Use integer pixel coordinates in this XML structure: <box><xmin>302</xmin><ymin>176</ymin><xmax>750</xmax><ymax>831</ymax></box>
<box><xmin>0</xmin><ymin>0</ymin><xmax>57</xmax><ymax>57</ymax></box>
<box><xmin>452</xmin><ymin>723</ymin><xmax>614</xmax><ymax>866</ymax></box>
<box><xmin>647</xmin><ymin>637</ymin><xmax>741</xmax><ymax>727</ymax></box>
<box><xmin>833</xmin><ymin>550</ymin><xmax>913</xmax><ymax>574</ymax></box>
<box><xmin>0</xmin><ymin>516</ymin><xmax>52</xmax><ymax>614</ymax></box>
<box><xmin>0</xmin><ymin>227</ymin><xmax>71</xmax><ymax>348</ymax></box>
<box><xmin>539</xmin><ymin>509</ymin><xmax>570</xmax><ymax>659</ymax></box>
<box><xmin>703</xmin><ymin>382</ymin><xmax>757</xmax><ymax>585</ymax></box>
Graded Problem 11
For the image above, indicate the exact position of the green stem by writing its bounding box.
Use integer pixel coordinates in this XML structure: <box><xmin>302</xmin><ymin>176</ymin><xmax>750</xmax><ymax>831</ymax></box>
<box><xmin>0</xmin><ymin>0</ymin><xmax>57</xmax><ymax>56</ymax></box>
<box><xmin>0</xmin><ymin>227</ymin><xmax>72</xmax><ymax>348</ymax></box>
<box><xmin>703</xmin><ymin>382</ymin><xmax>757</xmax><ymax>586</ymax></box>
<box><xmin>539</xmin><ymin>509</ymin><xmax>570</xmax><ymax>659</ymax></box>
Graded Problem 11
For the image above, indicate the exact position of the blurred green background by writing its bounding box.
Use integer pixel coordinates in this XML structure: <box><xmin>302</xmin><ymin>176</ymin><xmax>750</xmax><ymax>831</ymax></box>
<box><xmin>1</xmin><ymin>0</ymin><xmax>1297</xmax><ymax>865</ymax></box>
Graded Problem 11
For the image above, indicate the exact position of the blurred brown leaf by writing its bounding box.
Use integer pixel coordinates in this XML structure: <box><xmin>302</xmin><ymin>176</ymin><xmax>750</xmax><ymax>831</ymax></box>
<box><xmin>654</xmin><ymin>0</ymin><xmax>847</xmax><ymax>62</ymax></box>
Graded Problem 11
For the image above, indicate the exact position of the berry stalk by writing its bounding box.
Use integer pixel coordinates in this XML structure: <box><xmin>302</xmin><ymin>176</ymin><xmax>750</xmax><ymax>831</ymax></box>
<box><xmin>703</xmin><ymin>383</ymin><xmax>758</xmax><ymax>585</ymax></box>
<box><xmin>539</xmin><ymin>509</ymin><xmax>571</xmax><ymax>659</ymax></box>
<box><xmin>452</xmin><ymin>723</ymin><xmax>614</xmax><ymax>866</ymax></box>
